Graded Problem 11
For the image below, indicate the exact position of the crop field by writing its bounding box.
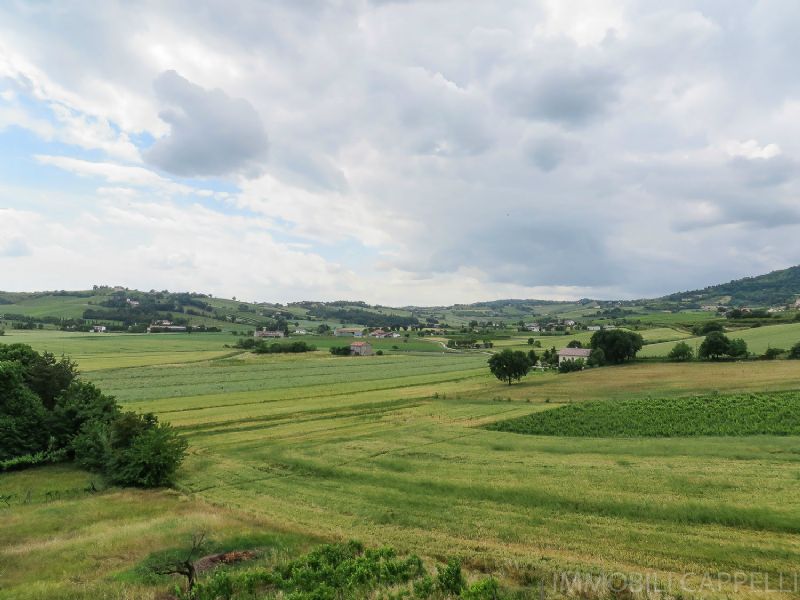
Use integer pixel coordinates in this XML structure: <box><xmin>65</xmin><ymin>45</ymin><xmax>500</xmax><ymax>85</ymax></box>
<box><xmin>640</xmin><ymin>322</ymin><xmax>800</xmax><ymax>357</ymax></box>
<box><xmin>3</xmin><ymin>330</ymin><xmax>800</xmax><ymax>598</ymax></box>
<box><xmin>487</xmin><ymin>391</ymin><xmax>800</xmax><ymax>437</ymax></box>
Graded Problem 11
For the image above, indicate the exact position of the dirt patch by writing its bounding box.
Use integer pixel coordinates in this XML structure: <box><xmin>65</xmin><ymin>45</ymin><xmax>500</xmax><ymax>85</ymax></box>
<box><xmin>195</xmin><ymin>550</ymin><xmax>258</xmax><ymax>573</ymax></box>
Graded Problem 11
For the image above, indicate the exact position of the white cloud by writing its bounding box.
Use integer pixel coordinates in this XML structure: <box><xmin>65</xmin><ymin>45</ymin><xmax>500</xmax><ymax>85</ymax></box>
<box><xmin>1</xmin><ymin>1</ymin><xmax>800</xmax><ymax>303</ymax></box>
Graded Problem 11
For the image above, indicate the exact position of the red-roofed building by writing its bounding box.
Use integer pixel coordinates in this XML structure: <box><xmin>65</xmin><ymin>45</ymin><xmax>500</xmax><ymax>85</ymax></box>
<box><xmin>350</xmin><ymin>341</ymin><xmax>373</xmax><ymax>356</ymax></box>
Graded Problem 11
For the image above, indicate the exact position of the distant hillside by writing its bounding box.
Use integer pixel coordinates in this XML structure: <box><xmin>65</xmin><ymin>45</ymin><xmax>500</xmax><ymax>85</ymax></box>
<box><xmin>661</xmin><ymin>265</ymin><xmax>800</xmax><ymax>307</ymax></box>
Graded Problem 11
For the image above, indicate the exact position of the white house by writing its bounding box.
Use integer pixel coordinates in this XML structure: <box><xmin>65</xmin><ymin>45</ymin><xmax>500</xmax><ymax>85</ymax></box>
<box><xmin>557</xmin><ymin>348</ymin><xmax>591</xmax><ymax>365</ymax></box>
<box><xmin>587</xmin><ymin>325</ymin><xmax>601</xmax><ymax>331</ymax></box>
<box><xmin>91</xmin><ymin>325</ymin><xmax>107</xmax><ymax>333</ymax></box>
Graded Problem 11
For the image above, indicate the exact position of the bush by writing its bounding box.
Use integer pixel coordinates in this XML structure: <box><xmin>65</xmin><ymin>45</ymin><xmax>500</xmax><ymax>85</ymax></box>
<box><xmin>761</xmin><ymin>347</ymin><xmax>785</xmax><ymax>360</ymax></box>
<box><xmin>330</xmin><ymin>345</ymin><xmax>352</xmax><ymax>356</ymax></box>
<box><xmin>253</xmin><ymin>341</ymin><xmax>316</xmax><ymax>354</ymax></box>
<box><xmin>106</xmin><ymin>417</ymin><xmax>188</xmax><ymax>487</ymax></box>
<box><xmin>789</xmin><ymin>341</ymin><xmax>800</xmax><ymax>359</ymax></box>
<box><xmin>376</xmin><ymin>349</ymin><xmax>384</xmax><ymax>356</ymax></box>
<box><xmin>668</xmin><ymin>341</ymin><xmax>694</xmax><ymax>362</ymax></box>
<box><xmin>558</xmin><ymin>358</ymin><xmax>584</xmax><ymax>373</ymax></box>
<box><xmin>435</xmin><ymin>558</ymin><xmax>465</xmax><ymax>595</ymax></box>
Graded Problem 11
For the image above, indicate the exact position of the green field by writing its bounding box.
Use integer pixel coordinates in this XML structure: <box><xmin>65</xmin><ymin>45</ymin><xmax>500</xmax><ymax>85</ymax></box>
<box><xmin>3</xmin><ymin>329</ymin><xmax>800</xmax><ymax>598</ymax></box>
<box><xmin>640</xmin><ymin>322</ymin><xmax>800</xmax><ymax>357</ymax></box>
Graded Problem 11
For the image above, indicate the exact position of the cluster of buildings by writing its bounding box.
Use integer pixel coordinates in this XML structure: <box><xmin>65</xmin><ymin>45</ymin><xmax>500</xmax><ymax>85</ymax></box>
<box><xmin>333</xmin><ymin>327</ymin><xmax>401</xmax><ymax>338</ymax></box>
<box><xmin>147</xmin><ymin>320</ymin><xmax>187</xmax><ymax>333</ymax></box>
<box><xmin>524</xmin><ymin>319</ymin><xmax>577</xmax><ymax>332</ymax></box>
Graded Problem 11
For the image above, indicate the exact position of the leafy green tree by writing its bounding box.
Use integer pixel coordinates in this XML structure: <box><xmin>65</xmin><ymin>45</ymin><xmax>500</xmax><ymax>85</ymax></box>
<box><xmin>0</xmin><ymin>344</ymin><xmax>78</xmax><ymax>409</ymax></box>
<box><xmin>566</xmin><ymin>339</ymin><xmax>583</xmax><ymax>348</ymax></box>
<box><xmin>761</xmin><ymin>347</ymin><xmax>785</xmax><ymax>360</ymax></box>
<box><xmin>728</xmin><ymin>338</ymin><xmax>749</xmax><ymax>358</ymax></box>
<box><xmin>587</xmin><ymin>348</ymin><xmax>605</xmax><ymax>367</ymax></box>
<box><xmin>527</xmin><ymin>337</ymin><xmax>534</xmax><ymax>345</ymax></box>
<box><xmin>527</xmin><ymin>349</ymin><xmax>538</xmax><ymax>365</ymax></box>
<box><xmin>488</xmin><ymin>349</ymin><xmax>532</xmax><ymax>385</ymax></box>
<box><xmin>0</xmin><ymin>361</ymin><xmax>49</xmax><ymax>460</ymax></box>
<box><xmin>789</xmin><ymin>341</ymin><xmax>800</xmax><ymax>359</ymax></box>
<box><xmin>49</xmin><ymin>381</ymin><xmax>118</xmax><ymax>448</ymax></box>
<box><xmin>668</xmin><ymin>341</ymin><xmax>694</xmax><ymax>362</ymax></box>
<box><xmin>698</xmin><ymin>331</ymin><xmax>730</xmax><ymax>360</ymax></box>
<box><xmin>589</xmin><ymin>330</ymin><xmax>643</xmax><ymax>363</ymax></box>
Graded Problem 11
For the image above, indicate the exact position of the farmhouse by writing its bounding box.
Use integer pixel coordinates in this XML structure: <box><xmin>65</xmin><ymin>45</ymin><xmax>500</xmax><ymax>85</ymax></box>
<box><xmin>255</xmin><ymin>329</ymin><xmax>285</xmax><ymax>338</ymax></box>
<box><xmin>91</xmin><ymin>325</ymin><xmax>107</xmax><ymax>333</ymax></box>
<box><xmin>557</xmin><ymin>348</ymin><xmax>591</xmax><ymax>364</ymax></box>
<box><xmin>350</xmin><ymin>341</ymin><xmax>373</xmax><ymax>356</ymax></box>
<box><xmin>524</xmin><ymin>323</ymin><xmax>540</xmax><ymax>332</ymax></box>
<box><xmin>335</xmin><ymin>327</ymin><xmax>363</xmax><ymax>337</ymax></box>
<box><xmin>587</xmin><ymin>325</ymin><xmax>601</xmax><ymax>331</ymax></box>
<box><xmin>369</xmin><ymin>329</ymin><xmax>389</xmax><ymax>337</ymax></box>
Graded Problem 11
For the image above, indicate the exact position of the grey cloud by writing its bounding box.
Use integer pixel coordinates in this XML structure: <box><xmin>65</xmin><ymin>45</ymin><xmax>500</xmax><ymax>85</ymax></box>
<box><xmin>144</xmin><ymin>70</ymin><xmax>268</xmax><ymax>178</ymax></box>
<box><xmin>497</xmin><ymin>66</ymin><xmax>620</xmax><ymax>126</ymax></box>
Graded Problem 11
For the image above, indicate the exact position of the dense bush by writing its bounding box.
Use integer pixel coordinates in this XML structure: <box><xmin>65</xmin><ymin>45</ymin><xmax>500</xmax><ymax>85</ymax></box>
<box><xmin>789</xmin><ymin>341</ymin><xmax>800</xmax><ymax>359</ymax></box>
<box><xmin>180</xmin><ymin>540</ymin><xmax>511</xmax><ymax>600</ymax></box>
<box><xmin>668</xmin><ymin>341</ymin><xmax>694</xmax><ymax>362</ymax></box>
<box><xmin>0</xmin><ymin>343</ymin><xmax>186</xmax><ymax>487</ymax></box>
<box><xmin>558</xmin><ymin>358</ymin><xmax>585</xmax><ymax>373</ymax></box>
<box><xmin>253</xmin><ymin>341</ymin><xmax>316</xmax><ymax>354</ymax></box>
<box><xmin>329</xmin><ymin>345</ymin><xmax>353</xmax><ymax>356</ymax></box>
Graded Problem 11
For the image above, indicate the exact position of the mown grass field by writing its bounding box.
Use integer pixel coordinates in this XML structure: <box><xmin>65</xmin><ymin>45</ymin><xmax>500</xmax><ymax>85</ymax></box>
<box><xmin>3</xmin><ymin>330</ymin><xmax>800</xmax><ymax>598</ymax></box>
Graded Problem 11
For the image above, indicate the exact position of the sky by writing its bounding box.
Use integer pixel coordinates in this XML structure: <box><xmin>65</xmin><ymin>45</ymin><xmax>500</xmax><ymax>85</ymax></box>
<box><xmin>1</xmin><ymin>1</ymin><xmax>799</xmax><ymax>306</ymax></box>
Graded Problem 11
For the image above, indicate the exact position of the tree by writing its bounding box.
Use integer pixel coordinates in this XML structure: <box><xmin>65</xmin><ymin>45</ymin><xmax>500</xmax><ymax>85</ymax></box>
<box><xmin>488</xmin><ymin>349</ymin><xmax>532</xmax><ymax>385</ymax></box>
<box><xmin>586</xmin><ymin>347</ymin><xmax>605</xmax><ymax>367</ymax></box>
<box><xmin>0</xmin><ymin>344</ymin><xmax>78</xmax><ymax>409</ymax></box>
<box><xmin>152</xmin><ymin>531</ymin><xmax>207</xmax><ymax>593</ymax></box>
<box><xmin>668</xmin><ymin>341</ymin><xmax>694</xmax><ymax>362</ymax></box>
<box><xmin>566</xmin><ymin>340</ymin><xmax>583</xmax><ymax>348</ymax></box>
<box><xmin>589</xmin><ymin>330</ymin><xmax>644</xmax><ymax>364</ymax></box>
<box><xmin>527</xmin><ymin>338</ymin><xmax>534</xmax><ymax>345</ymax></box>
<box><xmin>527</xmin><ymin>349</ymin><xmax>538</xmax><ymax>366</ymax></box>
<box><xmin>789</xmin><ymin>341</ymin><xmax>800</xmax><ymax>359</ymax></box>
<box><xmin>0</xmin><ymin>361</ymin><xmax>48</xmax><ymax>460</ymax></box>
<box><xmin>728</xmin><ymin>338</ymin><xmax>748</xmax><ymax>359</ymax></box>
<box><xmin>698</xmin><ymin>331</ymin><xmax>730</xmax><ymax>360</ymax></box>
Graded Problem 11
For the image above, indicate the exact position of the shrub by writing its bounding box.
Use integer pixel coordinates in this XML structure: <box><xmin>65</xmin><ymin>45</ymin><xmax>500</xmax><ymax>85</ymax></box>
<box><xmin>435</xmin><ymin>558</ymin><xmax>465</xmax><ymax>595</ymax></box>
<box><xmin>761</xmin><ymin>347</ymin><xmax>785</xmax><ymax>360</ymax></box>
<box><xmin>330</xmin><ymin>345</ymin><xmax>352</xmax><ymax>356</ymax></box>
<box><xmin>789</xmin><ymin>341</ymin><xmax>800</xmax><ymax>359</ymax></box>
<box><xmin>106</xmin><ymin>417</ymin><xmax>188</xmax><ymax>487</ymax></box>
<box><xmin>566</xmin><ymin>339</ymin><xmax>583</xmax><ymax>348</ymax></box>
<box><xmin>668</xmin><ymin>341</ymin><xmax>694</xmax><ymax>362</ymax></box>
<box><xmin>376</xmin><ymin>350</ymin><xmax>384</xmax><ymax>355</ymax></box>
<box><xmin>558</xmin><ymin>358</ymin><xmax>584</xmax><ymax>373</ymax></box>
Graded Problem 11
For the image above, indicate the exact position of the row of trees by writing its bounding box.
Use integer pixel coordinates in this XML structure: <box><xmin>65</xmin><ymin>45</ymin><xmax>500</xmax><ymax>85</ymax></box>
<box><xmin>488</xmin><ymin>330</ymin><xmax>646</xmax><ymax>385</ymax></box>
<box><xmin>669</xmin><ymin>335</ymin><xmax>800</xmax><ymax>361</ymax></box>
<box><xmin>0</xmin><ymin>344</ymin><xmax>186</xmax><ymax>486</ymax></box>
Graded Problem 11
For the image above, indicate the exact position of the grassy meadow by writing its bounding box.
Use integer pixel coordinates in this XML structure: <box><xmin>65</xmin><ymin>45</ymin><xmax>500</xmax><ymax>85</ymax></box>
<box><xmin>2</xmin><ymin>327</ymin><xmax>800</xmax><ymax>598</ymax></box>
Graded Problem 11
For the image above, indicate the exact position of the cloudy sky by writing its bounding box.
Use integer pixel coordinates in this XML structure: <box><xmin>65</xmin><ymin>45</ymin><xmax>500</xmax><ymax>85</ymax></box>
<box><xmin>1</xmin><ymin>1</ymin><xmax>799</xmax><ymax>305</ymax></box>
